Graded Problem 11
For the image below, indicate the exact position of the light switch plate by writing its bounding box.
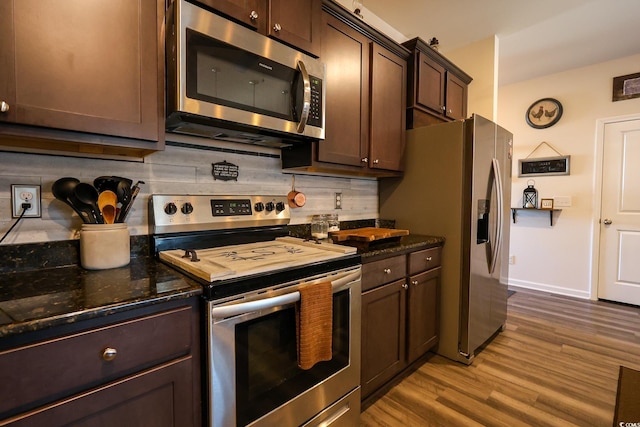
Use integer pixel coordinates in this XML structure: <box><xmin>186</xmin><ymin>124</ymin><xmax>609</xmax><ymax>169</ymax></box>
<box><xmin>11</xmin><ymin>185</ymin><xmax>41</xmax><ymax>218</ymax></box>
<box><xmin>554</xmin><ymin>196</ymin><xmax>572</xmax><ymax>207</ymax></box>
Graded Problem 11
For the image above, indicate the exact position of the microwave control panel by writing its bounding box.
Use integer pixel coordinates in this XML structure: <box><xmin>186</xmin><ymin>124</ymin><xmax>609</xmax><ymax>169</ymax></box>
<box><xmin>308</xmin><ymin>76</ymin><xmax>323</xmax><ymax>127</ymax></box>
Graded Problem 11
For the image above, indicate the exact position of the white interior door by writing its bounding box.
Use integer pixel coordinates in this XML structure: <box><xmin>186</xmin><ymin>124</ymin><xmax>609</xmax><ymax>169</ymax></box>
<box><xmin>598</xmin><ymin>118</ymin><xmax>640</xmax><ymax>305</ymax></box>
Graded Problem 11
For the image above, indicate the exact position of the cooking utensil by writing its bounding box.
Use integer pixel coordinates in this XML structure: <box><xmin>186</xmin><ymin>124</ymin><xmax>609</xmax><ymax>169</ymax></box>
<box><xmin>117</xmin><ymin>181</ymin><xmax>144</xmax><ymax>223</ymax></box>
<box><xmin>287</xmin><ymin>175</ymin><xmax>306</xmax><ymax>208</ymax></box>
<box><xmin>52</xmin><ymin>177</ymin><xmax>91</xmax><ymax>223</ymax></box>
<box><xmin>97</xmin><ymin>190</ymin><xmax>118</xmax><ymax>224</ymax></box>
<box><xmin>72</xmin><ymin>183</ymin><xmax>104</xmax><ymax>224</ymax></box>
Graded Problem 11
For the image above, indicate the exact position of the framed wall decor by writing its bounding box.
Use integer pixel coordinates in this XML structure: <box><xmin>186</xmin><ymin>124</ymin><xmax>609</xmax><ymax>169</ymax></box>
<box><xmin>526</xmin><ymin>98</ymin><xmax>563</xmax><ymax>129</ymax></box>
<box><xmin>612</xmin><ymin>72</ymin><xmax>640</xmax><ymax>102</ymax></box>
<box><xmin>540</xmin><ymin>198</ymin><xmax>554</xmax><ymax>210</ymax></box>
<box><xmin>518</xmin><ymin>155</ymin><xmax>570</xmax><ymax>177</ymax></box>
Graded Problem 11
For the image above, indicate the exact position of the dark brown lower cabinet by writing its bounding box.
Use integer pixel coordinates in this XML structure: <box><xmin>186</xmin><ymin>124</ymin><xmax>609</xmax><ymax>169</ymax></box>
<box><xmin>361</xmin><ymin>246</ymin><xmax>442</xmax><ymax>401</ymax></box>
<box><xmin>361</xmin><ymin>278</ymin><xmax>407</xmax><ymax>398</ymax></box>
<box><xmin>0</xmin><ymin>299</ymin><xmax>201</xmax><ymax>426</ymax></box>
<box><xmin>407</xmin><ymin>267</ymin><xmax>440</xmax><ymax>364</ymax></box>
<box><xmin>4</xmin><ymin>357</ymin><xmax>194</xmax><ymax>427</ymax></box>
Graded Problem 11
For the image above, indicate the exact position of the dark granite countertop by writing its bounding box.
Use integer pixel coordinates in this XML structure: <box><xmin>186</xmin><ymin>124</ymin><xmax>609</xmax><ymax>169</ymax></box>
<box><xmin>359</xmin><ymin>234</ymin><xmax>445</xmax><ymax>262</ymax></box>
<box><xmin>0</xmin><ymin>227</ymin><xmax>442</xmax><ymax>341</ymax></box>
<box><xmin>0</xmin><ymin>256</ymin><xmax>202</xmax><ymax>339</ymax></box>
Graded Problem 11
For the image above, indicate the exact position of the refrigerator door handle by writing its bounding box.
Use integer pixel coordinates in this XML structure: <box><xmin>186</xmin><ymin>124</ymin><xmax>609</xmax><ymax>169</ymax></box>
<box><xmin>490</xmin><ymin>158</ymin><xmax>504</xmax><ymax>274</ymax></box>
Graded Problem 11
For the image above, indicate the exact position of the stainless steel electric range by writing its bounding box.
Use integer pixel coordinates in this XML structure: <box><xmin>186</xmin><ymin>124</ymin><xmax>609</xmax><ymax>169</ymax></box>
<box><xmin>150</xmin><ymin>195</ymin><xmax>362</xmax><ymax>427</ymax></box>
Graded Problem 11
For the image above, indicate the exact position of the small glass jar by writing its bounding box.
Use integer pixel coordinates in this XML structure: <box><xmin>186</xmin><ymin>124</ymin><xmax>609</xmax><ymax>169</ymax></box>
<box><xmin>326</xmin><ymin>213</ymin><xmax>340</xmax><ymax>233</ymax></box>
<box><xmin>311</xmin><ymin>214</ymin><xmax>328</xmax><ymax>240</ymax></box>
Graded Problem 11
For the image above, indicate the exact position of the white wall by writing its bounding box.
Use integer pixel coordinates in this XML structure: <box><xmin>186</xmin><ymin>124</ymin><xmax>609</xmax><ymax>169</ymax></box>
<box><xmin>446</xmin><ymin>36</ymin><xmax>498</xmax><ymax>122</ymax></box>
<box><xmin>498</xmin><ymin>53</ymin><xmax>640</xmax><ymax>298</ymax></box>
<box><xmin>0</xmin><ymin>134</ymin><xmax>378</xmax><ymax>245</ymax></box>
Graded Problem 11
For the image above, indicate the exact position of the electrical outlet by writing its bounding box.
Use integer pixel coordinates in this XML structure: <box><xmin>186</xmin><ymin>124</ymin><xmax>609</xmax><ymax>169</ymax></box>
<box><xmin>11</xmin><ymin>185</ymin><xmax>41</xmax><ymax>218</ymax></box>
<box><xmin>334</xmin><ymin>192</ymin><xmax>342</xmax><ymax>209</ymax></box>
<box><xmin>509</xmin><ymin>255</ymin><xmax>516</xmax><ymax>265</ymax></box>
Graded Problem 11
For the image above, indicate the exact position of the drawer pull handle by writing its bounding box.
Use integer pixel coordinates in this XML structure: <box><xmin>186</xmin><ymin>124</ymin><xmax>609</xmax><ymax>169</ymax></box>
<box><xmin>383</xmin><ymin>268</ymin><xmax>391</xmax><ymax>274</ymax></box>
<box><xmin>426</xmin><ymin>256</ymin><xmax>432</xmax><ymax>262</ymax></box>
<box><xmin>102</xmin><ymin>347</ymin><xmax>118</xmax><ymax>362</ymax></box>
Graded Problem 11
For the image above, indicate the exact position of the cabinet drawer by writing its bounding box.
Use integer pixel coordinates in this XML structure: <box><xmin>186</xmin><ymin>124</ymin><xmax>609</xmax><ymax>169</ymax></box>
<box><xmin>362</xmin><ymin>255</ymin><xmax>406</xmax><ymax>291</ymax></box>
<box><xmin>0</xmin><ymin>306</ymin><xmax>192</xmax><ymax>416</ymax></box>
<box><xmin>408</xmin><ymin>247</ymin><xmax>441</xmax><ymax>275</ymax></box>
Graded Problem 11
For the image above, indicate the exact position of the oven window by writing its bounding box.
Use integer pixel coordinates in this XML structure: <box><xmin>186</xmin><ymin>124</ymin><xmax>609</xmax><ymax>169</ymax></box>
<box><xmin>235</xmin><ymin>290</ymin><xmax>350</xmax><ymax>426</ymax></box>
<box><xmin>186</xmin><ymin>29</ymin><xmax>302</xmax><ymax>121</ymax></box>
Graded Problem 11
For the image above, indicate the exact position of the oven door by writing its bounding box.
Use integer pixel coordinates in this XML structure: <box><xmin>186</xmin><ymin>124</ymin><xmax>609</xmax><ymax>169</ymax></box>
<box><xmin>207</xmin><ymin>267</ymin><xmax>361</xmax><ymax>427</ymax></box>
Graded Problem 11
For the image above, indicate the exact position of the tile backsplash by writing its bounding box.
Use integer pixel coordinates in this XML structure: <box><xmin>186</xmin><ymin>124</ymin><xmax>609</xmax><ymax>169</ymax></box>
<box><xmin>0</xmin><ymin>134</ymin><xmax>379</xmax><ymax>245</ymax></box>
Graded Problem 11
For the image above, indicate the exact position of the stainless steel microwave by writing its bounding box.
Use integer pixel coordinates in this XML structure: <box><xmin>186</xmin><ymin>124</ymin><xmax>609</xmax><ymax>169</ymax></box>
<box><xmin>166</xmin><ymin>0</ymin><xmax>326</xmax><ymax>147</ymax></box>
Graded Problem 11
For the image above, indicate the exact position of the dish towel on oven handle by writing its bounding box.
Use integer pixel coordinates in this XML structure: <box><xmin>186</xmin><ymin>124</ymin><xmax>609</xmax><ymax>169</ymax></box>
<box><xmin>296</xmin><ymin>281</ymin><xmax>333</xmax><ymax>370</ymax></box>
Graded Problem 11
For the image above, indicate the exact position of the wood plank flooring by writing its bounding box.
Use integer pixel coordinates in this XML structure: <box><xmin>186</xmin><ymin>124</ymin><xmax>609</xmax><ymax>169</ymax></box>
<box><xmin>360</xmin><ymin>288</ymin><xmax>640</xmax><ymax>426</ymax></box>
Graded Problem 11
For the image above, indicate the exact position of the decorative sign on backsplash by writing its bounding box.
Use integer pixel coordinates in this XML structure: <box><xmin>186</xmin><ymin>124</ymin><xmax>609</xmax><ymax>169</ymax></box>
<box><xmin>212</xmin><ymin>161</ymin><xmax>239</xmax><ymax>181</ymax></box>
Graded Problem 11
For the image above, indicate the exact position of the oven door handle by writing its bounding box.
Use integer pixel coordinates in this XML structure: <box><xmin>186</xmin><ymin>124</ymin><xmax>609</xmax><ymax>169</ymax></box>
<box><xmin>211</xmin><ymin>270</ymin><xmax>361</xmax><ymax>319</ymax></box>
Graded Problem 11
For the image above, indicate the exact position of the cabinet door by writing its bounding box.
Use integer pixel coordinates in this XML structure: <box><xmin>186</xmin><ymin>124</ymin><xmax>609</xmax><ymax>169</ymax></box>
<box><xmin>0</xmin><ymin>1</ymin><xmax>15</xmax><ymax>122</ymax></box>
<box><xmin>407</xmin><ymin>267</ymin><xmax>440</xmax><ymax>364</ymax></box>
<box><xmin>198</xmin><ymin>0</ymin><xmax>268</xmax><ymax>33</ymax></box>
<box><xmin>269</xmin><ymin>0</ymin><xmax>321</xmax><ymax>57</ymax></box>
<box><xmin>3</xmin><ymin>358</ymin><xmax>196</xmax><ymax>427</ymax></box>
<box><xmin>445</xmin><ymin>72</ymin><xmax>468</xmax><ymax>121</ymax></box>
<box><xmin>317</xmin><ymin>13</ymin><xmax>369</xmax><ymax>167</ymax></box>
<box><xmin>1</xmin><ymin>0</ymin><xmax>162</xmax><ymax>142</ymax></box>
<box><xmin>361</xmin><ymin>279</ymin><xmax>407</xmax><ymax>398</ymax></box>
<box><xmin>369</xmin><ymin>43</ymin><xmax>406</xmax><ymax>171</ymax></box>
<box><xmin>416</xmin><ymin>51</ymin><xmax>445</xmax><ymax>116</ymax></box>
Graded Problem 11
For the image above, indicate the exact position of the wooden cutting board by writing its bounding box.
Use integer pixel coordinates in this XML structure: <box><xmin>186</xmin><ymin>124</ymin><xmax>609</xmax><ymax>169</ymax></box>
<box><xmin>329</xmin><ymin>227</ymin><xmax>409</xmax><ymax>243</ymax></box>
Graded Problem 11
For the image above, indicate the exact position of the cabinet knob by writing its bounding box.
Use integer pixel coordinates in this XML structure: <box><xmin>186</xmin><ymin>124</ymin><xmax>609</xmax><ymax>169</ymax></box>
<box><xmin>102</xmin><ymin>347</ymin><xmax>118</xmax><ymax>361</ymax></box>
<box><xmin>402</xmin><ymin>283</ymin><xmax>408</xmax><ymax>289</ymax></box>
<box><xmin>448</xmin><ymin>109</ymin><xmax>453</xmax><ymax>114</ymax></box>
<box><xmin>249</xmin><ymin>10</ymin><xmax>259</xmax><ymax>20</ymax></box>
<box><xmin>441</xmin><ymin>106</ymin><xmax>446</xmax><ymax>111</ymax></box>
<box><xmin>361</xmin><ymin>157</ymin><xmax>368</xmax><ymax>163</ymax></box>
<box><xmin>273</xmin><ymin>23</ymin><xmax>282</xmax><ymax>32</ymax></box>
<box><xmin>0</xmin><ymin>101</ymin><xmax>9</xmax><ymax>113</ymax></box>
<box><xmin>373</xmin><ymin>159</ymin><xmax>379</xmax><ymax>164</ymax></box>
<box><xmin>383</xmin><ymin>268</ymin><xmax>391</xmax><ymax>274</ymax></box>
<box><xmin>412</xmin><ymin>280</ymin><xmax>418</xmax><ymax>286</ymax></box>
<box><xmin>425</xmin><ymin>256</ymin><xmax>432</xmax><ymax>262</ymax></box>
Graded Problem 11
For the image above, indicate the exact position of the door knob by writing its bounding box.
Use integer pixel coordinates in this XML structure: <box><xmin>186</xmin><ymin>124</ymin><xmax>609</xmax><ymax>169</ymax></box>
<box><xmin>603</xmin><ymin>219</ymin><xmax>613</xmax><ymax>225</ymax></box>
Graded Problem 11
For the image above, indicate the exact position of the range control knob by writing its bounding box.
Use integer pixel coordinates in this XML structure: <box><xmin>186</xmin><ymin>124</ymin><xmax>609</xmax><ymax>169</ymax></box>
<box><xmin>164</xmin><ymin>202</ymin><xmax>177</xmax><ymax>215</ymax></box>
<box><xmin>275</xmin><ymin>201</ymin><xmax>286</xmax><ymax>213</ymax></box>
<box><xmin>254</xmin><ymin>202</ymin><xmax>265</xmax><ymax>212</ymax></box>
<box><xmin>265</xmin><ymin>201</ymin><xmax>275</xmax><ymax>212</ymax></box>
<box><xmin>181</xmin><ymin>202</ymin><xmax>193</xmax><ymax>214</ymax></box>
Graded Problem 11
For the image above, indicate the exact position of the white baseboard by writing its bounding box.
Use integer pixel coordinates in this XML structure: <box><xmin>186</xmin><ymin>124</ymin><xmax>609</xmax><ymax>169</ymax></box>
<box><xmin>508</xmin><ymin>278</ymin><xmax>591</xmax><ymax>300</ymax></box>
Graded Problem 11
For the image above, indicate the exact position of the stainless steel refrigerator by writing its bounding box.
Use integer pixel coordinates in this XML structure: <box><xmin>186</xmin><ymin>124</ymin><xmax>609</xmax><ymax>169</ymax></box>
<box><xmin>379</xmin><ymin>114</ymin><xmax>512</xmax><ymax>364</ymax></box>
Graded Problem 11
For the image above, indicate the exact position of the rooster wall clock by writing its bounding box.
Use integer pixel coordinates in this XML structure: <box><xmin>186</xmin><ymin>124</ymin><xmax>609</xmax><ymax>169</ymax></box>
<box><xmin>526</xmin><ymin>98</ymin><xmax>563</xmax><ymax>129</ymax></box>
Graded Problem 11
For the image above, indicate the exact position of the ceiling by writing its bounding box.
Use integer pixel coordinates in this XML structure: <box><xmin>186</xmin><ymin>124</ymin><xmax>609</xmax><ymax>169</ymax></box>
<box><xmin>356</xmin><ymin>0</ymin><xmax>640</xmax><ymax>85</ymax></box>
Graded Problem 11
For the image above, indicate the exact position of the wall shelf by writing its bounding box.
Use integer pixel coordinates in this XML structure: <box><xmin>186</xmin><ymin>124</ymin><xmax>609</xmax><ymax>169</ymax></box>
<box><xmin>511</xmin><ymin>208</ymin><xmax>562</xmax><ymax>226</ymax></box>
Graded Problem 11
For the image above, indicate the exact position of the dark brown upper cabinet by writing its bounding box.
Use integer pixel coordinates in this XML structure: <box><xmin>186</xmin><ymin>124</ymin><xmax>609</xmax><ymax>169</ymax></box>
<box><xmin>0</xmin><ymin>0</ymin><xmax>165</xmax><ymax>158</ymax></box>
<box><xmin>403</xmin><ymin>37</ymin><xmax>472</xmax><ymax>128</ymax></box>
<box><xmin>197</xmin><ymin>0</ymin><xmax>321</xmax><ymax>57</ymax></box>
<box><xmin>281</xmin><ymin>1</ymin><xmax>409</xmax><ymax>178</ymax></box>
